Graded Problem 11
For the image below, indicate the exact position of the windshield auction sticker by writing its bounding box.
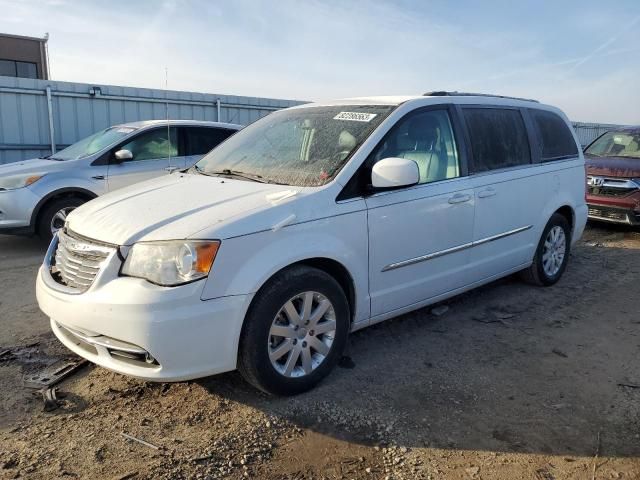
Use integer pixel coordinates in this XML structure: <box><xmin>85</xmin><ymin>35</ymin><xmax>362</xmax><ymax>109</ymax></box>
<box><xmin>333</xmin><ymin>112</ymin><xmax>378</xmax><ymax>122</ymax></box>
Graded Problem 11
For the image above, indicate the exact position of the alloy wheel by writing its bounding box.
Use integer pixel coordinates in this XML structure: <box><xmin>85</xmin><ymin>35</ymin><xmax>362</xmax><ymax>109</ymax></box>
<box><xmin>542</xmin><ymin>225</ymin><xmax>566</xmax><ymax>277</ymax></box>
<box><xmin>268</xmin><ymin>291</ymin><xmax>336</xmax><ymax>378</ymax></box>
<box><xmin>50</xmin><ymin>207</ymin><xmax>75</xmax><ymax>235</ymax></box>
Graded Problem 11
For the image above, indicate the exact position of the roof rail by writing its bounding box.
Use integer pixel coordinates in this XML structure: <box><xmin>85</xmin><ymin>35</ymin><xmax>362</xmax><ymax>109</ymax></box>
<box><xmin>423</xmin><ymin>91</ymin><xmax>539</xmax><ymax>103</ymax></box>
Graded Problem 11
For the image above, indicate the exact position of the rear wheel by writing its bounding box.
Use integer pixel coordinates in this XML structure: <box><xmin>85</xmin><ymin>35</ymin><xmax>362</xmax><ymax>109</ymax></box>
<box><xmin>521</xmin><ymin>213</ymin><xmax>571</xmax><ymax>286</ymax></box>
<box><xmin>238</xmin><ymin>266</ymin><xmax>350</xmax><ymax>396</ymax></box>
<box><xmin>37</xmin><ymin>196</ymin><xmax>85</xmax><ymax>243</ymax></box>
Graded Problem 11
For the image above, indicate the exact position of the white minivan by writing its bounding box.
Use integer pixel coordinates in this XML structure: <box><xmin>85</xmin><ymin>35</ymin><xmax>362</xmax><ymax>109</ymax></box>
<box><xmin>36</xmin><ymin>93</ymin><xmax>588</xmax><ymax>395</ymax></box>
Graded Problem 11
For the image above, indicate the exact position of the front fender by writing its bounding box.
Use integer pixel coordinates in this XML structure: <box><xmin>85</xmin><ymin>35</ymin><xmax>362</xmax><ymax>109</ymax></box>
<box><xmin>201</xmin><ymin>209</ymin><xmax>370</xmax><ymax>323</ymax></box>
<box><xmin>29</xmin><ymin>184</ymin><xmax>102</xmax><ymax>230</ymax></box>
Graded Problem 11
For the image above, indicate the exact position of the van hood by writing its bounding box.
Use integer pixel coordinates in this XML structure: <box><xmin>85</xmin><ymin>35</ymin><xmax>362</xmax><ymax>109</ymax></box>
<box><xmin>66</xmin><ymin>173</ymin><xmax>304</xmax><ymax>245</ymax></box>
<box><xmin>585</xmin><ymin>154</ymin><xmax>640</xmax><ymax>179</ymax></box>
<box><xmin>0</xmin><ymin>157</ymin><xmax>69</xmax><ymax>176</ymax></box>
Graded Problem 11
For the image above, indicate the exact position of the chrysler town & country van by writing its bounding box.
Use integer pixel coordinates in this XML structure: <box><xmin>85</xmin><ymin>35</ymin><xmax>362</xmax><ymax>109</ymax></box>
<box><xmin>36</xmin><ymin>93</ymin><xmax>588</xmax><ymax>395</ymax></box>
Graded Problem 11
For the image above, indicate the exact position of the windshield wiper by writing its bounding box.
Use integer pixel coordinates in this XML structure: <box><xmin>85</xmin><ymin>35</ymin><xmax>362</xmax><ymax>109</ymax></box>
<box><xmin>208</xmin><ymin>169</ymin><xmax>269</xmax><ymax>183</ymax></box>
<box><xmin>191</xmin><ymin>164</ymin><xmax>207</xmax><ymax>175</ymax></box>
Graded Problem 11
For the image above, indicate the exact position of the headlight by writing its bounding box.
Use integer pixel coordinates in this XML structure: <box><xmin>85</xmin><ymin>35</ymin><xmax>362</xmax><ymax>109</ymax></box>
<box><xmin>121</xmin><ymin>240</ymin><xmax>220</xmax><ymax>286</ymax></box>
<box><xmin>0</xmin><ymin>174</ymin><xmax>45</xmax><ymax>191</ymax></box>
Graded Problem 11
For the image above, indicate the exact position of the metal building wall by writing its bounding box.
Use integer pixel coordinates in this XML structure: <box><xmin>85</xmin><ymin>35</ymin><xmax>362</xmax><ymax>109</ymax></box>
<box><xmin>0</xmin><ymin>76</ymin><xmax>304</xmax><ymax>164</ymax></box>
<box><xmin>0</xmin><ymin>77</ymin><xmax>631</xmax><ymax>163</ymax></box>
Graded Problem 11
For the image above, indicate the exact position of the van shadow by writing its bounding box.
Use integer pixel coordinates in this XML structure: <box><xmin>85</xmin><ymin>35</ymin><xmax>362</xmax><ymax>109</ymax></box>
<box><xmin>199</xmin><ymin>240</ymin><xmax>640</xmax><ymax>458</ymax></box>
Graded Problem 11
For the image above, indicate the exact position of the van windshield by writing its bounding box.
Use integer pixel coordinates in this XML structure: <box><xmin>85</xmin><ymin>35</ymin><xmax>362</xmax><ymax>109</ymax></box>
<box><xmin>194</xmin><ymin>105</ymin><xmax>394</xmax><ymax>186</ymax></box>
<box><xmin>47</xmin><ymin>126</ymin><xmax>137</xmax><ymax>161</ymax></box>
<box><xmin>585</xmin><ymin>131</ymin><xmax>640</xmax><ymax>159</ymax></box>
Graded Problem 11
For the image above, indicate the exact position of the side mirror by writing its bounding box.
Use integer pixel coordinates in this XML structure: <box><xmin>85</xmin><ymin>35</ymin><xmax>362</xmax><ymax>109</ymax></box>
<box><xmin>371</xmin><ymin>157</ymin><xmax>419</xmax><ymax>189</ymax></box>
<box><xmin>113</xmin><ymin>149</ymin><xmax>133</xmax><ymax>164</ymax></box>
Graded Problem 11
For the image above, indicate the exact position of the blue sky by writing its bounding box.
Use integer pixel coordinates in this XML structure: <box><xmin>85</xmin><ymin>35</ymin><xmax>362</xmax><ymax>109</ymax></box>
<box><xmin>1</xmin><ymin>0</ymin><xmax>639</xmax><ymax>123</ymax></box>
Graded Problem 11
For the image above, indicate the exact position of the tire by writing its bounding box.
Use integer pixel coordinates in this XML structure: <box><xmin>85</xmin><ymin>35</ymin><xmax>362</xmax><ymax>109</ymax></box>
<box><xmin>37</xmin><ymin>196</ymin><xmax>86</xmax><ymax>243</ymax></box>
<box><xmin>520</xmin><ymin>213</ymin><xmax>571</xmax><ymax>286</ymax></box>
<box><xmin>238</xmin><ymin>266</ymin><xmax>350</xmax><ymax>396</ymax></box>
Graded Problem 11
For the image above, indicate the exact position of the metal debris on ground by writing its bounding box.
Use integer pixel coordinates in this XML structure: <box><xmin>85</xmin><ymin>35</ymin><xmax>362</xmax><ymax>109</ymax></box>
<box><xmin>23</xmin><ymin>358</ymin><xmax>89</xmax><ymax>389</ymax></box>
<box><xmin>617</xmin><ymin>382</ymin><xmax>640</xmax><ymax>389</ymax></box>
<box><xmin>41</xmin><ymin>387</ymin><xmax>61</xmax><ymax>412</ymax></box>
<box><xmin>0</xmin><ymin>342</ymin><xmax>41</xmax><ymax>362</ymax></box>
<box><xmin>120</xmin><ymin>432</ymin><xmax>161</xmax><ymax>450</ymax></box>
<box><xmin>472</xmin><ymin>313</ymin><xmax>511</xmax><ymax>326</ymax></box>
<box><xmin>431</xmin><ymin>305</ymin><xmax>449</xmax><ymax>316</ymax></box>
<box><xmin>472</xmin><ymin>314</ymin><xmax>500</xmax><ymax>324</ymax></box>
<box><xmin>191</xmin><ymin>454</ymin><xmax>215</xmax><ymax>463</ymax></box>
<box><xmin>551</xmin><ymin>348</ymin><xmax>568</xmax><ymax>358</ymax></box>
<box><xmin>115</xmin><ymin>472</ymin><xmax>139</xmax><ymax>480</ymax></box>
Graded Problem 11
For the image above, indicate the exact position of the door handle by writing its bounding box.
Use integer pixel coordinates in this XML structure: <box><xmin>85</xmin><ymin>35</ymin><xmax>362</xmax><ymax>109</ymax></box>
<box><xmin>164</xmin><ymin>166</ymin><xmax>180</xmax><ymax>173</ymax></box>
<box><xmin>478</xmin><ymin>188</ymin><xmax>496</xmax><ymax>198</ymax></box>
<box><xmin>448</xmin><ymin>193</ymin><xmax>471</xmax><ymax>204</ymax></box>
<box><xmin>91</xmin><ymin>175</ymin><xmax>105</xmax><ymax>180</ymax></box>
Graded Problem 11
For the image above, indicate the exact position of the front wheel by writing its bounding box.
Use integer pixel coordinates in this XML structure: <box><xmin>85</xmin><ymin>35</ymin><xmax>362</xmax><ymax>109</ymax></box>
<box><xmin>238</xmin><ymin>266</ymin><xmax>350</xmax><ymax>396</ymax></box>
<box><xmin>37</xmin><ymin>196</ymin><xmax>85</xmax><ymax>243</ymax></box>
<box><xmin>521</xmin><ymin>213</ymin><xmax>571</xmax><ymax>286</ymax></box>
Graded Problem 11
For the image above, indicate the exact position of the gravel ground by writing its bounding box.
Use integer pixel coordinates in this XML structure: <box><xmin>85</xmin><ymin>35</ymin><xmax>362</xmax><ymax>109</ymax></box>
<box><xmin>1</xmin><ymin>223</ymin><xmax>640</xmax><ymax>479</ymax></box>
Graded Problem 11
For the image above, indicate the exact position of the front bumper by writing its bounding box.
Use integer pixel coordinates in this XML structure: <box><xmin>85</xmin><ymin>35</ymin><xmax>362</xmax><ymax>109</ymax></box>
<box><xmin>0</xmin><ymin>187</ymin><xmax>40</xmax><ymax>233</ymax></box>
<box><xmin>586</xmin><ymin>190</ymin><xmax>640</xmax><ymax>225</ymax></box>
<box><xmin>587</xmin><ymin>204</ymin><xmax>640</xmax><ymax>225</ymax></box>
<box><xmin>36</xmin><ymin>240</ymin><xmax>253</xmax><ymax>381</ymax></box>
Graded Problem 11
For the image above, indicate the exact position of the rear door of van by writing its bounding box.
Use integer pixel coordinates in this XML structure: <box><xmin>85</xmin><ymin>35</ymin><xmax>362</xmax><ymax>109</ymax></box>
<box><xmin>460</xmin><ymin>105</ymin><xmax>544</xmax><ymax>279</ymax></box>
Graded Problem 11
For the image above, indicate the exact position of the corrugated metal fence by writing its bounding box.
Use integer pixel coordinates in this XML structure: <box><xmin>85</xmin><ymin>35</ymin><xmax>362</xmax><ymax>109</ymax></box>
<box><xmin>0</xmin><ymin>76</ymin><xmax>631</xmax><ymax>163</ymax></box>
<box><xmin>571</xmin><ymin>122</ymin><xmax>628</xmax><ymax>148</ymax></box>
<box><xmin>0</xmin><ymin>76</ymin><xmax>304</xmax><ymax>164</ymax></box>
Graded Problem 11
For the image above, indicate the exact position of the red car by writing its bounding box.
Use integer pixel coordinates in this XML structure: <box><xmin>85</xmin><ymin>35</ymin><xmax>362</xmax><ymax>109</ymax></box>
<box><xmin>584</xmin><ymin>127</ymin><xmax>640</xmax><ymax>225</ymax></box>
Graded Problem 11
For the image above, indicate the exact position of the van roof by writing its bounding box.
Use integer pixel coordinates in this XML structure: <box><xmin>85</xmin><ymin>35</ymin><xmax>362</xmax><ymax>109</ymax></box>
<box><xmin>115</xmin><ymin>119</ymin><xmax>243</xmax><ymax>130</ymax></box>
<box><xmin>300</xmin><ymin>93</ymin><xmax>563</xmax><ymax>115</ymax></box>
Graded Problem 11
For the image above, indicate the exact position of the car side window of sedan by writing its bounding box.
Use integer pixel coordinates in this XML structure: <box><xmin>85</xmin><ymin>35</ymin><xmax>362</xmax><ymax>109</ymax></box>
<box><xmin>120</xmin><ymin>128</ymin><xmax>178</xmax><ymax>162</ymax></box>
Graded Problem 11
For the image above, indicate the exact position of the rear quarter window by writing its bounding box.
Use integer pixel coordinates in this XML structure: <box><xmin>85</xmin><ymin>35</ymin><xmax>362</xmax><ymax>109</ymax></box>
<box><xmin>462</xmin><ymin>108</ymin><xmax>531</xmax><ymax>172</ymax></box>
<box><xmin>529</xmin><ymin>109</ymin><xmax>578</xmax><ymax>161</ymax></box>
<box><xmin>185</xmin><ymin>127</ymin><xmax>236</xmax><ymax>156</ymax></box>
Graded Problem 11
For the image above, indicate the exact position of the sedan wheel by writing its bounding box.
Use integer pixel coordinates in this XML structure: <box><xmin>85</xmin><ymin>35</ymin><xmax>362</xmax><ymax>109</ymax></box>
<box><xmin>50</xmin><ymin>207</ymin><xmax>76</xmax><ymax>236</ymax></box>
<box><xmin>37</xmin><ymin>196</ymin><xmax>86</xmax><ymax>243</ymax></box>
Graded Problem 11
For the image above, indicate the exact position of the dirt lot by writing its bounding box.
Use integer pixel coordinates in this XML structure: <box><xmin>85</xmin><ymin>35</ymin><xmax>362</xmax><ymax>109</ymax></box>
<box><xmin>1</xmin><ymin>224</ymin><xmax>640</xmax><ymax>480</ymax></box>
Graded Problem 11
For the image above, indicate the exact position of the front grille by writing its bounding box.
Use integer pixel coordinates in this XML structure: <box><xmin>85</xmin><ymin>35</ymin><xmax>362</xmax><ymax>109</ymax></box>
<box><xmin>50</xmin><ymin>230</ymin><xmax>115</xmax><ymax>293</ymax></box>
<box><xmin>588</xmin><ymin>207</ymin><xmax>628</xmax><ymax>223</ymax></box>
<box><xmin>587</xmin><ymin>186</ymin><xmax>637</xmax><ymax>197</ymax></box>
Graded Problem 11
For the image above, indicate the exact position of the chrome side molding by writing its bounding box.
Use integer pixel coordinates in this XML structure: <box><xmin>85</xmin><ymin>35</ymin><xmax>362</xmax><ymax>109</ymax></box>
<box><xmin>382</xmin><ymin>225</ymin><xmax>532</xmax><ymax>272</ymax></box>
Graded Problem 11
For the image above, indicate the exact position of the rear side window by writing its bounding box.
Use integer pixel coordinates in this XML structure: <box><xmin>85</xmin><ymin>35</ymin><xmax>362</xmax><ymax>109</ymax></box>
<box><xmin>185</xmin><ymin>127</ymin><xmax>236</xmax><ymax>155</ymax></box>
<box><xmin>529</xmin><ymin>109</ymin><xmax>578</xmax><ymax>161</ymax></box>
<box><xmin>462</xmin><ymin>108</ymin><xmax>531</xmax><ymax>172</ymax></box>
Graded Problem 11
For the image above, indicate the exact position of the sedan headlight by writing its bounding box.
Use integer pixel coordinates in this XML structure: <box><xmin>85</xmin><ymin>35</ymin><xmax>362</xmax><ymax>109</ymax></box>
<box><xmin>0</xmin><ymin>173</ymin><xmax>45</xmax><ymax>191</ymax></box>
<box><xmin>121</xmin><ymin>240</ymin><xmax>220</xmax><ymax>286</ymax></box>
